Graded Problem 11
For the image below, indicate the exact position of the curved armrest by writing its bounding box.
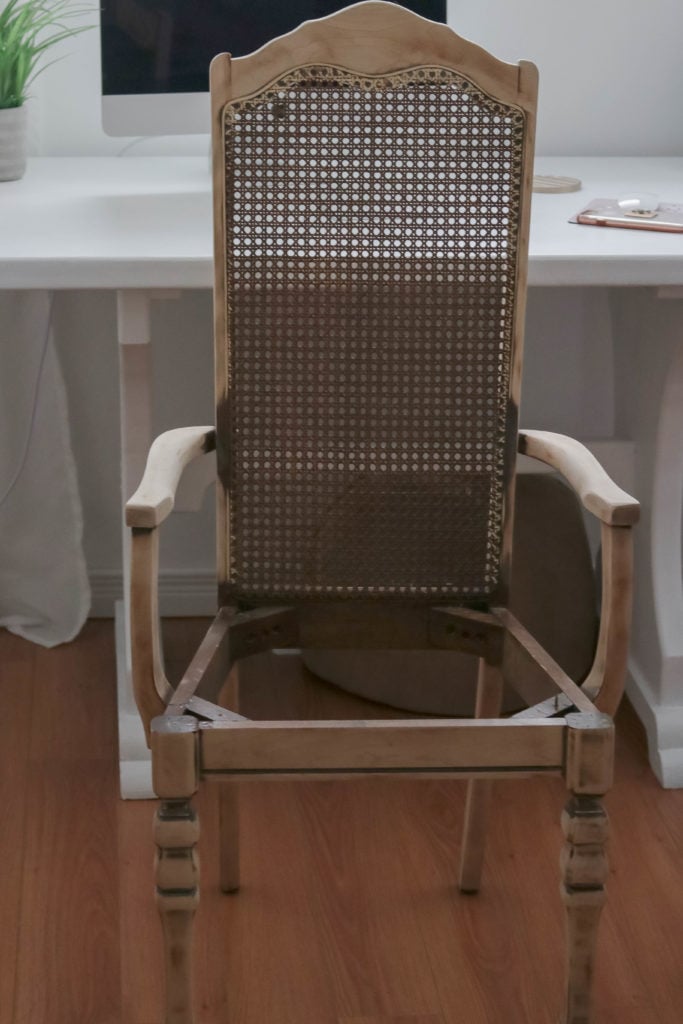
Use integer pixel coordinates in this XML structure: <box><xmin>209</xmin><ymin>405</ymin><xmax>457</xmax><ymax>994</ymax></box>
<box><xmin>518</xmin><ymin>429</ymin><xmax>639</xmax><ymax>526</ymax></box>
<box><xmin>520</xmin><ymin>429</ymin><xmax>638</xmax><ymax>715</ymax></box>
<box><xmin>126</xmin><ymin>426</ymin><xmax>216</xmax><ymax>528</ymax></box>
<box><xmin>126</xmin><ymin>425</ymin><xmax>215</xmax><ymax>743</ymax></box>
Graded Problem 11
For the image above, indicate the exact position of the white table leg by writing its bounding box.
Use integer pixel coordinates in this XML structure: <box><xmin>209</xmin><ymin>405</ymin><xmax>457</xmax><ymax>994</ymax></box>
<box><xmin>117</xmin><ymin>290</ymin><xmax>155</xmax><ymax>798</ymax></box>
<box><xmin>620</xmin><ymin>288</ymin><xmax>683</xmax><ymax>786</ymax></box>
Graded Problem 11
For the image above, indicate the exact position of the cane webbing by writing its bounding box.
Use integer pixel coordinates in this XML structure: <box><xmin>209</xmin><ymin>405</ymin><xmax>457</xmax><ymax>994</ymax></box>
<box><xmin>221</xmin><ymin>64</ymin><xmax>527</xmax><ymax>603</ymax></box>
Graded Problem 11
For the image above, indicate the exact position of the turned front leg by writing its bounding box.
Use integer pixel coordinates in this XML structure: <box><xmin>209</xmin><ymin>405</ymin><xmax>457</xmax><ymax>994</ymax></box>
<box><xmin>155</xmin><ymin>800</ymin><xmax>200</xmax><ymax>1024</ymax></box>
<box><xmin>151</xmin><ymin>716</ymin><xmax>200</xmax><ymax>1024</ymax></box>
<box><xmin>561</xmin><ymin>713</ymin><xmax>614</xmax><ymax>1024</ymax></box>
<box><xmin>560</xmin><ymin>795</ymin><xmax>609</xmax><ymax>1024</ymax></box>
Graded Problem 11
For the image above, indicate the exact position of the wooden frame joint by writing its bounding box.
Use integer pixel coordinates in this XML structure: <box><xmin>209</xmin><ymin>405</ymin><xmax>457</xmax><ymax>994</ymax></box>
<box><xmin>228</xmin><ymin>606</ymin><xmax>299</xmax><ymax>661</ymax></box>
<box><xmin>151</xmin><ymin>715</ymin><xmax>200</xmax><ymax>798</ymax></box>
<box><xmin>428</xmin><ymin>607</ymin><xmax>503</xmax><ymax>661</ymax></box>
<box><xmin>565</xmin><ymin>712</ymin><xmax>615</xmax><ymax>795</ymax></box>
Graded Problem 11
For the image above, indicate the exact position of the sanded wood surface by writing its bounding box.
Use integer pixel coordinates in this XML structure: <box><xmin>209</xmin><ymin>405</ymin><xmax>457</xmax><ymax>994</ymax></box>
<box><xmin>2</xmin><ymin>620</ymin><xmax>683</xmax><ymax>1024</ymax></box>
<box><xmin>200</xmin><ymin>716</ymin><xmax>565</xmax><ymax>774</ymax></box>
<box><xmin>218</xmin><ymin>1</ymin><xmax>537</xmax><ymax>114</ymax></box>
<box><xmin>125</xmin><ymin>427</ymin><xmax>215</xmax><ymax>529</ymax></box>
<box><xmin>518</xmin><ymin>430</ymin><xmax>640</xmax><ymax>526</ymax></box>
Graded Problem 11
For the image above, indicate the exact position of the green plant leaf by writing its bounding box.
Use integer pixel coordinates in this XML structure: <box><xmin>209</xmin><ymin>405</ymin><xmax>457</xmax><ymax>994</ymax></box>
<box><xmin>0</xmin><ymin>0</ymin><xmax>94</xmax><ymax>107</ymax></box>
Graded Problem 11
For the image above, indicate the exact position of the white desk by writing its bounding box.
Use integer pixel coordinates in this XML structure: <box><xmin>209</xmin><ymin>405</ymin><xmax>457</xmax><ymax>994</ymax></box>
<box><xmin>2</xmin><ymin>156</ymin><xmax>683</xmax><ymax>793</ymax></box>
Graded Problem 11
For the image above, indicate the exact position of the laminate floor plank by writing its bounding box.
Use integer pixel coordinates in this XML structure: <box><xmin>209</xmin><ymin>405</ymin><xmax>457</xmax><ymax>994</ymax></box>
<box><xmin>5</xmin><ymin>621</ymin><xmax>683</xmax><ymax>1024</ymax></box>
<box><xmin>0</xmin><ymin>632</ymin><xmax>34</xmax><ymax>1024</ymax></box>
<box><xmin>10</xmin><ymin>622</ymin><xmax>121</xmax><ymax>1024</ymax></box>
<box><xmin>13</xmin><ymin>760</ymin><xmax>122</xmax><ymax>1024</ymax></box>
<box><xmin>339</xmin><ymin>1016</ymin><xmax>446</xmax><ymax>1023</ymax></box>
<box><xmin>27</xmin><ymin>622</ymin><xmax>117</xmax><ymax>761</ymax></box>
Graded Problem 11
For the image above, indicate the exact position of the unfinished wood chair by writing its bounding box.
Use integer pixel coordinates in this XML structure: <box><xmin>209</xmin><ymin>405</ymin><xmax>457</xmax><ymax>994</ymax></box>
<box><xmin>125</xmin><ymin>4</ymin><xmax>639</xmax><ymax>1021</ymax></box>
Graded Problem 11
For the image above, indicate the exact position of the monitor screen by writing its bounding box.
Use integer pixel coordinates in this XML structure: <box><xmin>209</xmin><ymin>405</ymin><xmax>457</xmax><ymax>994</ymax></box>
<box><xmin>101</xmin><ymin>1</ymin><xmax>448</xmax><ymax>97</ymax></box>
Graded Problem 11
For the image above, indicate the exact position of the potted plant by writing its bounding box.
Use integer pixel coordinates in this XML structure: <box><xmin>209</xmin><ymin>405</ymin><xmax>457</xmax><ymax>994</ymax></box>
<box><xmin>0</xmin><ymin>0</ymin><xmax>90</xmax><ymax>181</ymax></box>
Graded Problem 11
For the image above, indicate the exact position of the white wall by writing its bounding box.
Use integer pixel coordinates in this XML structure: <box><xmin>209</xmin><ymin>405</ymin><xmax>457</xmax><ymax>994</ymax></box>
<box><xmin>30</xmin><ymin>1</ymin><xmax>683</xmax><ymax>157</ymax></box>
<box><xmin>27</xmin><ymin>1</ymin><xmax>680</xmax><ymax>608</ymax></box>
<box><xmin>449</xmin><ymin>0</ymin><xmax>683</xmax><ymax>157</ymax></box>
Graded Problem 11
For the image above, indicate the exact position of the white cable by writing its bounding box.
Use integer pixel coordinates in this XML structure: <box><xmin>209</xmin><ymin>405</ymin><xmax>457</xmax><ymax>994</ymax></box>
<box><xmin>0</xmin><ymin>293</ymin><xmax>55</xmax><ymax>511</ymax></box>
<box><xmin>116</xmin><ymin>136</ymin><xmax>148</xmax><ymax>157</ymax></box>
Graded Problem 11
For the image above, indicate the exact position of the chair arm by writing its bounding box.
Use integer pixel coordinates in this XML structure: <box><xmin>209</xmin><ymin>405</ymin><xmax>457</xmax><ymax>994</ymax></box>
<box><xmin>519</xmin><ymin>429</ymin><xmax>639</xmax><ymax>715</ymax></box>
<box><xmin>126</xmin><ymin>425</ymin><xmax>216</xmax><ymax>744</ymax></box>
<box><xmin>518</xmin><ymin>429</ymin><xmax>639</xmax><ymax>526</ymax></box>
<box><xmin>126</xmin><ymin>426</ymin><xmax>216</xmax><ymax>528</ymax></box>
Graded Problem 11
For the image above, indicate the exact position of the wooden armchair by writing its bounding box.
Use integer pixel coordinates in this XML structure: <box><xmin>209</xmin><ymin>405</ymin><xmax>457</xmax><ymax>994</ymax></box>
<box><xmin>125</xmin><ymin>4</ymin><xmax>639</xmax><ymax>1022</ymax></box>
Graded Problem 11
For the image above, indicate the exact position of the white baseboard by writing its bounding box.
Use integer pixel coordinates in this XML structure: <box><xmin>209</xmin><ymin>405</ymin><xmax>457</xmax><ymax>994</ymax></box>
<box><xmin>627</xmin><ymin>657</ymin><xmax>683</xmax><ymax>788</ymax></box>
<box><xmin>91</xmin><ymin>569</ymin><xmax>217</xmax><ymax>617</ymax></box>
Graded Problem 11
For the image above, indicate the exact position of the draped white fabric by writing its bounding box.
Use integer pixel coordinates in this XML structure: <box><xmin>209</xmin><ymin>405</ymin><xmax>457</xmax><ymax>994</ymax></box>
<box><xmin>0</xmin><ymin>291</ymin><xmax>90</xmax><ymax>646</ymax></box>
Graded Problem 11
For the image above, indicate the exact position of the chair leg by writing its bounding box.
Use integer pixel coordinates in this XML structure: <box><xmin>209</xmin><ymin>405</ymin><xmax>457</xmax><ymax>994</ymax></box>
<box><xmin>459</xmin><ymin>659</ymin><xmax>503</xmax><ymax>893</ymax></box>
<box><xmin>219</xmin><ymin>665</ymin><xmax>241</xmax><ymax>893</ymax></box>
<box><xmin>154</xmin><ymin>799</ymin><xmax>200</xmax><ymax>1024</ymax></box>
<box><xmin>560</xmin><ymin>794</ymin><xmax>609</xmax><ymax>1024</ymax></box>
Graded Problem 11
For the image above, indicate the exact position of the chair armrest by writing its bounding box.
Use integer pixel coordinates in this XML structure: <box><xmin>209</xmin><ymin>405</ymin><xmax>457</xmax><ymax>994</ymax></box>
<box><xmin>518</xmin><ymin>429</ymin><xmax>639</xmax><ymax>526</ymax></box>
<box><xmin>519</xmin><ymin>429</ymin><xmax>639</xmax><ymax>716</ymax></box>
<box><xmin>126</xmin><ymin>426</ymin><xmax>216</xmax><ymax>528</ymax></box>
<box><xmin>126</xmin><ymin>425</ymin><xmax>215</xmax><ymax>743</ymax></box>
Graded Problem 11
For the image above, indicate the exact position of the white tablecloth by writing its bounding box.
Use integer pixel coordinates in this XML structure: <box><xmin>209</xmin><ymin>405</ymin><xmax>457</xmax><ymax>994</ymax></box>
<box><xmin>0</xmin><ymin>291</ymin><xmax>89</xmax><ymax>646</ymax></box>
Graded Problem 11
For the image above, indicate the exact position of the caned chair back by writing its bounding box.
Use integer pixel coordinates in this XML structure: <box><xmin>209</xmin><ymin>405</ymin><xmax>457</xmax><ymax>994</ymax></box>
<box><xmin>211</xmin><ymin>1</ymin><xmax>537</xmax><ymax>608</ymax></box>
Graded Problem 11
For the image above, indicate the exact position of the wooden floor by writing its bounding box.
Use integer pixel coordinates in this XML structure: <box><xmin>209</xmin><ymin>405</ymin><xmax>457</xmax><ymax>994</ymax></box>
<box><xmin>1</xmin><ymin>619</ymin><xmax>682</xmax><ymax>1024</ymax></box>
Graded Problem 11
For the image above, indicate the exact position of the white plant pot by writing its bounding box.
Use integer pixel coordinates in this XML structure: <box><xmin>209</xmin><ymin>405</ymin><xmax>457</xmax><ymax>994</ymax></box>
<box><xmin>0</xmin><ymin>105</ymin><xmax>28</xmax><ymax>182</ymax></box>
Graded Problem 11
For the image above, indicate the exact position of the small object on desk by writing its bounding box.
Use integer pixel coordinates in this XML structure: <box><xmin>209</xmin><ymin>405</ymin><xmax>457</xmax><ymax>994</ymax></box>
<box><xmin>533</xmin><ymin>174</ymin><xmax>582</xmax><ymax>193</ymax></box>
<box><xmin>571</xmin><ymin>197</ymin><xmax>683</xmax><ymax>233</ymax></box>
<box><xmin>617</xmin><ymin>193</ymin><xmax>660</xmax><ymax>216</ymax></box>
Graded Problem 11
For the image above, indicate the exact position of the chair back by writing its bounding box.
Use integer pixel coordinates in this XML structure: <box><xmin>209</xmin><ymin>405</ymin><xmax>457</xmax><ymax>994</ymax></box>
<box><xmin>211</xmin><ymin>1</ymin><xmax>537</xmax><ymax>608</ymax></box>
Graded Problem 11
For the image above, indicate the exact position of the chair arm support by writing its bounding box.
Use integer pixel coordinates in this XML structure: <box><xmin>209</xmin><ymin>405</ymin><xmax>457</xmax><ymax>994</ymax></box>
<box><xmin>130</xmin><ymin>526</ymin><xmax>170</xmax><ymax>745</ymax></box>
<box><xmin>519</xmin><ymin>429</ymin><xmax>638</xmax><ymax>715</ymax></box>
<box><xmin>125</xmin><ymin>426</ymin><xmax>216</xmax><ymax>528</ymax></box>
<box><xmin>518</xmin><ymin>429</ymin><xmax>639</xmax><ymax>526</ymax></box>
<box><xmin>127</xmin><ymin>425</ymin><xmax>215</xmax><ymax>744</ymax></box>
<box><xmin>582</xmin><ymin>523</ymin><xmax>634</xmax><ymax>716</ymax></box>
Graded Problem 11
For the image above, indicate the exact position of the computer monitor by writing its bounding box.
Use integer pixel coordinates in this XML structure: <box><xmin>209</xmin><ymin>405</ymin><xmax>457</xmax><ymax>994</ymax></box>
<box><xmin>100</xmin><ymin>0</ymin><xmax>448</xmax><ymax>136</ymax></box>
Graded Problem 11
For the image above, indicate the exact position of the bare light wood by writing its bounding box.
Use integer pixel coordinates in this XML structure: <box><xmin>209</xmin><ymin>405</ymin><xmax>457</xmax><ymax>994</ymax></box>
<box><xmin>155</xmin><ymin>800</ymin><xmax>200</xmax><ymax>1024</ymax></box>
<box><xmin>582</xmin><ymin>525</ymin><xmax>634</xmax><ymax>715</ymax></box>
<box><xmin>199</xmin><ymin>718</ymin><xmax>566</xmax><ymax>775</ymax></box>
<box><xmin>220</xmin><ymin>1</ymin><xmax>537</xmax><ymax>113</ymax></box>
<box><xmin>210</xmin><ymin>49</ymin><xmax>231</xmax><ymax>592</ymax></box>
<box><xmin>130</xmin><ymin>526</ymin><xmax>171</xmax><ymax>742</ymax></box>
<box><xmin>459</xmin><ymin>660</ymin><xmax>504</xmax><ymax>893</ymax></box>
<box><xmin>125</xmin><ymin>426</ymin><xmax>216</xmax><ymax>528</ymax></box>
<box><xmin>565</xmin><ymin>713</ymin><xmax>615</xmax><ymax>797</ymax></box>
<box><xmin>559</xmin><ymin>714</ymin><xmax>615</xmax><ymax>1022</ymax></box>
<box><xmin>560</xmin><ymin>796</ymin><xmax>610</xmax><ymax>1024</ymax></box>
<box><xmin>151</xmin><ymin>716</ymin><xmax>200</xmax><ymax>799</ymax></box>
<box><xmin>124</xmin><ymin>4</ymin><xmax>638</xmax><ymax>1021</ymax></box>
<box><xmin>128</xmin><ymin>428</ymin><xmax>219</xmax><ymax>742</ymax></box>
<box><xmin>496</xmin><ymin>608</ymin><xmax>596</xmax><ymax>713</ymax></box>
<box><xmin>518</xmin><ymin>430</ymin><xmax>640</xmax><ymax>526</ymax></box>
<box><xmin>428</xmin><ymin>607</ymin><xmax>504</xmax><ymax>661</ymax></box>
<box><xmin>166</xmin><ymin>608</ymin><xmax>235</xmax><ymax>713</ymax></box>
<box><xmin>496</xmin><ymin>56</ymin><xmax>538</xmax><ymax>608</ymax></box>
